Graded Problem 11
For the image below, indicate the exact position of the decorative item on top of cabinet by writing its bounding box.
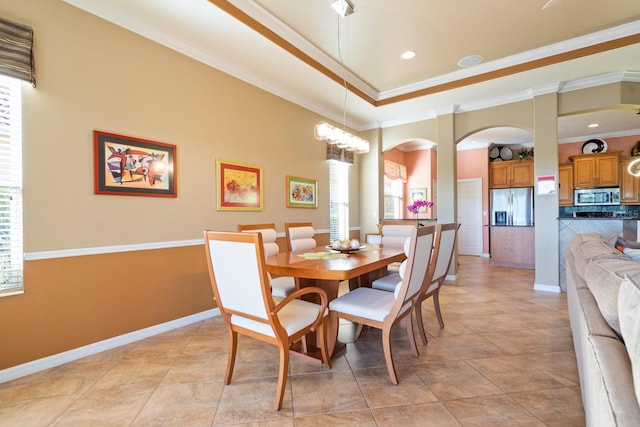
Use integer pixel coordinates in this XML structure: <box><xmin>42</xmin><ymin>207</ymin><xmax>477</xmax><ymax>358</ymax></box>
<box><xmin>489</xmin><ymin>159</ymin><xmax>534</xmax><ymax>188</ymax></box>
<box><xmin>631</xmin><ymin>140</ymin><xmax>640</xmax><ymax>157</ymax></box>
<box><xmin>558</xmin><ymin>164</ymin><xmax>574</xmax><ymax>206</ymax></box>
<box><xmin>619</xmin><ymin>157</ymin><xmax>640</xmax><ymax>204</ymax></box>
<box><xmin>569</xmin><ymin>151</ymin><xmax>621</xmax><ymax>189</ymax></box>
<box><xmin>516</xmin><ymin>148</ymin><xmax>534</xmax><ymax>161</ymax></box>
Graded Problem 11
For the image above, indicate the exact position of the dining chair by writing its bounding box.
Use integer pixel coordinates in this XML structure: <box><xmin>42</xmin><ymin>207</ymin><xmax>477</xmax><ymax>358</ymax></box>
<box><xmin>203</xmin><ymin>230</ymin><xmax>331</xmax><ymax>410</ymax></box>
<box><xmin>328</xmin><ymin>225</ymin><xmax>435</xmax><ymax>384</ymax></box>
<box><xmin>414</xmin><ymin>222</ymin><xmax>460</xmax><ymax>345</ymax></box>
<box><xmin>380</xmin><ymin>221</ymin><xmax>416</xmax><ymax>272</ymax></box>
<box><xmin>237</xmin><ymin>223</ymin><xmax>296</xmax><ymax>298</ymax></box>
<box><xmin>285</xmin><ymin>222</ymin><xmax>316</xmax><ymax>251</ymax></box>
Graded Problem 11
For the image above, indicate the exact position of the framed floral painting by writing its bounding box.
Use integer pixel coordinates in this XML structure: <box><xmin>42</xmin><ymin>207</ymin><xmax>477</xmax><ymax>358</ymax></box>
<box><xmin>286</xmin><ymin>175</ymin><xmax>317</xmax><ymax>208</ymax></box>
<box><xmin>409</xmin><ymin>188</ymin><xmax>428</xmax><ymax>213</ymax></box>
<box><xmin>216</xmin><ymin>159</ymin><xmax>263</xmax><ymax>211</ymax></box>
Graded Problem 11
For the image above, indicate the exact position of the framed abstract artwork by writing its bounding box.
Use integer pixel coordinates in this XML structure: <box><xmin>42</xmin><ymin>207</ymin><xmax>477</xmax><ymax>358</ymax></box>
<box><xmin>216</xmin><ymin>159</ymin><xmax>263</xmax><ymax>211</ymax></box>
<box><xmin>286</xmin><ymin>175</ymin><xmax>317</xmax><ymax>208</ymax></box>
<box><xmin>93</xmin><ymin>130</ymin><xmax>177</xmax><ymax>197</ymax></box>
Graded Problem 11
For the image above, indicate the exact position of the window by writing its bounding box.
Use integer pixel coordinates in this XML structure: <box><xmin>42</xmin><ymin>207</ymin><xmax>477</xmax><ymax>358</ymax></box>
<box><xmin>0</xmin><ymin>76</ymin><xmax>23</xmax><ymax>296</ymax></box>
<box><xmin>384</xmin><ymin>175</ymin><xmax>403</xmax><ymax>219</ymax></box>
<box><xmin>329</xmin><ymin>160</ymin><xmax>349</xmax><ymax>241</ymax></box>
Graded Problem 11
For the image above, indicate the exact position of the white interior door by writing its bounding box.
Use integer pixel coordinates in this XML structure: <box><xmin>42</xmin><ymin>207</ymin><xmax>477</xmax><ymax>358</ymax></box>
<box><xmin>457</xmin><ymin>178</ymin><xmax>483</xmax><ymax>256</ymax></box>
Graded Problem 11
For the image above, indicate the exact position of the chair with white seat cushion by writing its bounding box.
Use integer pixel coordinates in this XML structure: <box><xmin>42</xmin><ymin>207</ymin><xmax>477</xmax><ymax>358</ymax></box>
<box><xmin>203</xmin><ymin>230</ymin><xmax>331</xmax><ymax>410</ymax></box>
<box><xmin>370</xmin><ymin>237</ymin><xmax>411</xmax><ymax>292</ymax></box>
<box><xmin>285</xmin><ymin>222</ymin><xmax>317</xmax><ymax>251</ymax></box>
<box><xmin>237</xmin><ymin>223</ymin><xmax>296</xmax><ymax>298</ymax></box>
<box><xmin>328</xmin><ymin>225</ymin><xmax>435</xmax><ymax>384</ymax></box>
<box><xmin>380</xmin><ymin>222</ymin><xmax>416</xmax><ymax>272</ymax></box>
<box><xmin>414</xmin><ymin>222</ymin><xmax>459</xmax><ymax>345</ymax></box>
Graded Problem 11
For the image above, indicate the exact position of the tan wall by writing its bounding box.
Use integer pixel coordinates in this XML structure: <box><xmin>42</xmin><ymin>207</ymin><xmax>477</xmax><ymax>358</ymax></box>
<box><xmin>454</xmin><ymin>101</ymin><xmax>534</xmax><ymax>141</ymax></box>
<box><xmin>0</xmin><ymin>0</ymin><xmax>356</xmax><ymax>370</ymax></box>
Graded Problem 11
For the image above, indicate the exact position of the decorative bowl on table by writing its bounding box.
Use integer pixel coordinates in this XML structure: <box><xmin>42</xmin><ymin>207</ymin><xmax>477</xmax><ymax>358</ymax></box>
<box><xmin>326</xmin><ymin>239</ymin><xmax>365</xmax><ymax>253</ymax></box>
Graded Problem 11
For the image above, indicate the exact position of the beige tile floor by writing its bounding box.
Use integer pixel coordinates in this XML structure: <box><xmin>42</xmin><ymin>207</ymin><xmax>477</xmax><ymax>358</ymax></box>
<box><xmin>0</xmin><ymin>256</ymin><xmax>585</xmax><ymax>426</ymax></box>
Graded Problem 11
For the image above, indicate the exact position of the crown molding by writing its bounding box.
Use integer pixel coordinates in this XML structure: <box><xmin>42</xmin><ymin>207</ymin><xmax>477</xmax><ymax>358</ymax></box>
<box><xmin>378</xmin><ymin>21</ymin><xmax>640</xmax><ymax>101</ymax></box>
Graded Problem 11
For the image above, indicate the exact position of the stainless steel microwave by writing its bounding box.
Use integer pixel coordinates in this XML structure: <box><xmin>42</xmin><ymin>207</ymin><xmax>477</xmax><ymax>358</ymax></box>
<box><xmin>574</xmin><ymin>187</ymin><xmax>620</xmax><ymax>206</ymax></box>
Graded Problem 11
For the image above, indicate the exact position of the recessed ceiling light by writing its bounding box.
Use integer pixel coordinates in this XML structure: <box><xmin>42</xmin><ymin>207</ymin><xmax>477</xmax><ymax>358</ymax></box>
<box><xmin>588</xmin><ymin>123</ymin><xmax>599</xmax><ymax>128</ymax></box>
<box><xmin>401</xmin><ymin>50</ymin><xmax>416</xmax><ymax>60</ymax></box>
<box><xmin>458</xmin><ymin>54</ymin><xmax>483</xmax><ymax>68</ymax></box>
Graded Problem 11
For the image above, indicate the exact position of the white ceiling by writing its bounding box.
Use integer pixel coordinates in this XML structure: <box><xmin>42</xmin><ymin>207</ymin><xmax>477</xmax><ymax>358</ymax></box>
<box><xmin>63</xmin><ymin>0</ymin><xmax>640</xmax><ymax>147</ymax></box>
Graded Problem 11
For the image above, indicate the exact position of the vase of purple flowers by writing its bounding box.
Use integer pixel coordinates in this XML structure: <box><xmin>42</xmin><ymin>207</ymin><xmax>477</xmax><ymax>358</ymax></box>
<box><xmin>406</xmin><ymin>199</ymin><xmax>433</xmax><ymax>218</ymax></box>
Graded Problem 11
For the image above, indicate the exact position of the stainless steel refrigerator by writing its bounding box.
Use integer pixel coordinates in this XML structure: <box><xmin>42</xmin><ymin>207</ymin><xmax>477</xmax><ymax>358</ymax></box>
<box><xmin>490</xmin><ymin>187</ymin><xmax>534</xmax><ymax>226</ymax></box>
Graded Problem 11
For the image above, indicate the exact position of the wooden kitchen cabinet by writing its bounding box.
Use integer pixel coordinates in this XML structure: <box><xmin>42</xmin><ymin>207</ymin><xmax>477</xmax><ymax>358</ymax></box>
<box><xmin>620</xmin><ymin>157</ymin><xmax>640</xmax><ymax>204</ymax></box>
<box><xmin>570</xmin><ymin>151</ymin><xmax>620</xmax><ymax>188</ymax></box>
<box><xmin>489</xmin><ymin>159</ymin><xmax>534</xmax><ymax>188</ymax></box>
<box><xmin>490</xmin><ymin>226</ymin><xmax>535</xmax><ymax>269</ymax></box>
<box><xmin>558</xmin><ymin>163</ymin><xmax>574</xmax><ymax>206</ymax></box>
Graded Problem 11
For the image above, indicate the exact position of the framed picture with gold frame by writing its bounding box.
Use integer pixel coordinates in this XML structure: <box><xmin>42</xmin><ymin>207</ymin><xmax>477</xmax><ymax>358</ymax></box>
<box><xmin>286</xmin><ymin>175</ymin><xmax>317</xmax><ymax>208</ymax></box>
<box><xmin>216</xmin><ymin>159</ymin><xmax>263</xmax><ymax>211</ymax></box>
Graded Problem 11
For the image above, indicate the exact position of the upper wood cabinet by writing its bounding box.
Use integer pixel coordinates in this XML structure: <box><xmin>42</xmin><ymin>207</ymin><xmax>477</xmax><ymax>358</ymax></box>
<box><xmin>570</xmin><ymin>151</ymin><xmax>621</xmax><ymax>188</ymax></box>
<box><xmin>620</xmin><ymin>157</ymin><xmax>640</xmax><ymax>204</ymax></box>
<box><xmin>558</xmin><ymin>163</ymin><xmax>574</xmax><ymax>206</ymax></box>
<box><xmin>489</xmin><ymin>159</ymin><xmax>534</xmax><ymax>188</ymax></box>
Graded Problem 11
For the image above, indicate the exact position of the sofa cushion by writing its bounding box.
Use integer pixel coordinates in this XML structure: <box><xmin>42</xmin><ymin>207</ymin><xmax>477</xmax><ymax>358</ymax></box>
<box><xmin>619</xmin><ymin>273</ymin><xmax>640</xmax><ymax>409</ymax></box>
<box><xmin>570</xmin><ymin>236</ymin><xmax>627</xmax><ymax>281</ymax></box>
<box><xmin>585</xmin><ymin>258</ymin><xmax>640</xmax><ymax>336</ymax></box>
<box><xmin>589</xmin><ymin>335</ymin><xmax>640</xmax><ymax>426</ymax></box>
<box><xmin>576</xmin><ymin>288</ymin><xmax>621</xmax><ymax>340</ymax></box>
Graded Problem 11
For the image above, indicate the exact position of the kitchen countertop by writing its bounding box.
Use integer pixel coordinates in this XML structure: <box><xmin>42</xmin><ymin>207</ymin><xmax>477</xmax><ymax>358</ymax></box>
<box><xmin>489</xmin><ymin>224</ymin><xmax>534</xmax><ymax>227</ymax></box>
<box><xmin>558</xmin><ymin>216</ymin><xmax>639</xmax><ymax>220</ymax></box>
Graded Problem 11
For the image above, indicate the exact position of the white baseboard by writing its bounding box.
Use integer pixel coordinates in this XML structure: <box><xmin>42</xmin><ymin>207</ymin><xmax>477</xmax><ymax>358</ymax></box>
<box><xmin>481</xmin><ymin>253</ymin><xmax>490</xmax><ymax>258</ymax></box>
<box><xmin>534</xmin><ymin>283</ymin><xmax>562</xmax><ymax>293</ymax></box>
<box><xmin>0</xmin><ymin>308</ymin><xmax>220</xmax><ymax>384</ymax></box>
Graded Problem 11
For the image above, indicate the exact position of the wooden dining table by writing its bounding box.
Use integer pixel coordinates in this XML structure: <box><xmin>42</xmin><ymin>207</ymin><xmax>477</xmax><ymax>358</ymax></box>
<box><xmin>265</xmin><ymin>244</ymin><xmax>405</xmax><ymax>360</ymax></box>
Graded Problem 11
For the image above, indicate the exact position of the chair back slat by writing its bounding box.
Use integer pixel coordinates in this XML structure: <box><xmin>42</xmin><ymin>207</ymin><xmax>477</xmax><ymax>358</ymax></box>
<box><xmin>404</xmin><ymin>226</ymin><xmax>435</xmax><ymax>300</ymax></box>
<box><xmin>204</xmin><ymin>231</ymin><xmax>270</xmax><ymax>320</ymax></box>
<box><xmin>381</xmin><ymin>224</ymin><xmax>415</xmax><ymax>248</ymax></box>
<box><xmin>432</xmin><ymin>223</ymin><xmax>459</xmax><ymax>283</ymax></box>
<box><xmin>285</xmin><ymin>222</ymin><xmax>316</xmax><ymax>251</ymax></box>
<box><xmin>391</xmin><ymin>225</ymin><xmax>436</xmax><ymax>305</ymax></box>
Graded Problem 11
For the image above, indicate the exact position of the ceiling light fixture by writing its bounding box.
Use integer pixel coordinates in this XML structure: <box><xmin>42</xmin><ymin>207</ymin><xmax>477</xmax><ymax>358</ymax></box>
<box><xmin>315</xmin><ymin>0</ymin><xmax>368</xmax><ymax>154</ymax></box>
<box><xmin>588</xmin><ymin>123</ymin><xmax>599</xmax><ymax>128</ymax></box>
<box><xmin>458</xmin><ymin>54</ymin><xmax>483</xmax><ymax>68</ymax></box>
<box><xmin>331</xmin><ymin>0</ymin><xmax>354</xmax><ymax>17</ymax></box>
<box><xmin>315</xmin><ymin>123</ymin><xmax>369</xmax><ymax>153</ymax></box>
<box><xmin>401</xmin><ymin>50</ymin><xmax>416</xmax><ymax>60</ymax></box>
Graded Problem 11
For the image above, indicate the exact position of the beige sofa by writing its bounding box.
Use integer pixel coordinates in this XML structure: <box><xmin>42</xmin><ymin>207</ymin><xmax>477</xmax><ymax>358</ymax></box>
<box><xmin>565</xmin><ymin>233</ymin><xmax>640</xmax><ymax>426</ymax></box>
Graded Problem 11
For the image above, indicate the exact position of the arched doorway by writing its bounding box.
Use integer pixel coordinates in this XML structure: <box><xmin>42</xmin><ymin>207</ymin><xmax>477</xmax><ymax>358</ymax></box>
<box><xmin>457</xmin><ymin>127</ymin><xmax>534</xmax><ymax>257</ymax></box>
<box><xmin>382</xmin><ymin>138</ymin><xmax>437</xmax><ymax>221</ymax></box>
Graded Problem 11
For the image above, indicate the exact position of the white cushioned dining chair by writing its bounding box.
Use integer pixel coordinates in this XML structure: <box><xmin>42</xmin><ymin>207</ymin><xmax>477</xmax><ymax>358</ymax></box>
<box><xmin>328</xmin><ymin>225</ymin><xmax>435</xmax><ymax>384</ymax></box>
<box><xmin>203</xmin><ymin>230</ymin><xmax>331</xmax><ymax>410</ymax></box>
<box><xmin>380</xmin><ymin>221</ymin><xmax>416</xmax><ymax>272</ymax></box>
<box><xmin>414</xmin><ymin>222</ymin><xmax>460</xmax><ymax>345</ymax></box>
<box><xmin>237</xmin><ymin>223</ymin><xmax>296</xmax><ymax>298</ymax></box>
<box><xmin>285</xmin><ymin>222</ymin><xmax>316</xmax><ymax>251</ymax></box>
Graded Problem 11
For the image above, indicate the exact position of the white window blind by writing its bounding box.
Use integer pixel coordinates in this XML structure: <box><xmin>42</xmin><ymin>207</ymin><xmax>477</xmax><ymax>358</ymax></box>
<box><xmin>329</xmin><ymin>160</ymin><xmax>349</xmax><ymax>241</ymax></box>
<box><xmin>383</xmin><ymin>176</ymin><xmax>403</xmax><ymax>219</ymax></box>
<box><xmin>0</xmin><ymin>76</ymin><xmax>23</xmax><ymax>296</ymax></box>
